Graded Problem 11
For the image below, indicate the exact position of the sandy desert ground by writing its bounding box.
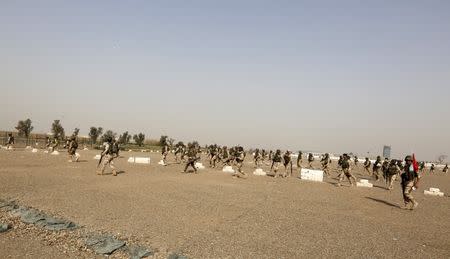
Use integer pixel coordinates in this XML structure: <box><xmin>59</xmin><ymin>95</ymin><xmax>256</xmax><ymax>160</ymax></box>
<box><xmin>1</xmin><ymin>148</ymin><xmax>449</xmax><ymax>258</ymax></box>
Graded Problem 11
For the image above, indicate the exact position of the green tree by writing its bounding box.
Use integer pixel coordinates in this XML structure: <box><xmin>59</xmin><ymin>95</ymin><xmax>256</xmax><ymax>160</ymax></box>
<box><xmin>51</xmin><ymin>120</ymin><xmax>65</xmax><ymax>140</ymax></box>
<box><xmin>15</xmin><ymin>119</ymin><xmax>33</xmax><ymax>138</ymax></box>
<box><xmin>89</xmin><ymin>127</ymin><xmax>103</xmax><ymax>144</ymax></box>
<box><xmin>73</xmin><ymin>128</ymin><xmax>80</xmax><ymax>137</ymax></box>
<box><xmin>119</xmin><ymin>131</ymin><xmax>132</xmax><ymax>144</ymax></box>
<box><xmin>133</xmin><ymin>133</ymin><xmax>145</xmax><ymax>147</ymax></box>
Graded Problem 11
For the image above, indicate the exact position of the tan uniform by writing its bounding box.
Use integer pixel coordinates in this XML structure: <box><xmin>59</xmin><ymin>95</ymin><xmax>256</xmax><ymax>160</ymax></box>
<box><xmin>97</xmin><ymin>142</ymin><xmax>117</xmax><ymax>176</ymax></box>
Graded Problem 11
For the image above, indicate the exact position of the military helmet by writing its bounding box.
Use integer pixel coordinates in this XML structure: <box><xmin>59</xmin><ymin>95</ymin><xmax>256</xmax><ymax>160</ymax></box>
<box><xmin>404</xmin><ymin>155</ymin><xmax>412</xmax><ymax>162</ymax></box>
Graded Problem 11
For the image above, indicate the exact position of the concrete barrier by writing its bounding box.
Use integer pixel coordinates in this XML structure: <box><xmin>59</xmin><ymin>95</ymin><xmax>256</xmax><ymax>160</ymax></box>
<box><xmin>51</xmin><ymin>151</ymin><xmax>60</xmax><ymax>155</ymax></box>
<box><xmin>94</xmin><ymin>155</ymin><xmax>101</xmax><ymax>160</ymax></box>
<box><xmin>356</xmin><ymin>179</ymin><xmax>373</xmax><ymax>188</ymax></box>
<box><xmin>32</xmin><ymin>148</ymin><xmax>38</xmax><ymax>153</ymax></box>
<box><xmin>424</xmin><ymin>188</ymin><xmax>444</xmax><ymax>197</ymax></box>
<box><xmin>132</xmin><ymin>157</ymin><xmax>150</xmax><ymax>164</ymax></box>
<box><xmin>253</xmin><ymin>168</ymin><xmax>266</xmax><ymax>176</ymax></box>
<box><xmin>223</xmin><ymin>166</ymin><xmax>235</xmax><ymax>173</ymax></box>
<box><xmin>300</xmin><ymin>169</ymin><xmax>323</xmax><ymax>182</ymax></box>
<box><xmin>195</xmin><ymin>162</ymin><xmax>205</xmax><ymax>170</ymax></box>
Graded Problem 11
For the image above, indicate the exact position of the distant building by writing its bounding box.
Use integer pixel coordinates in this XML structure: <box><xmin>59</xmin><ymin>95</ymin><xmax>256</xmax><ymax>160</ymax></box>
<box><xmin>383</xmin><ymin>145</ymin><xmax>391</xmax><ymax>159</ymax></box>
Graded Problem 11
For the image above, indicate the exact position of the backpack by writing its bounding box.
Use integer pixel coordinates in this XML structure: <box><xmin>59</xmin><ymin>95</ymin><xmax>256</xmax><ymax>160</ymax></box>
<box><xmin>110</xmin><ymin>142</ymin><xmax>119</xmax><ymax>155</ymax></box>
<box><xmin>71</xmin><ymin>141</ymin><xmax>78</xmax><ymax>149</ymax></box>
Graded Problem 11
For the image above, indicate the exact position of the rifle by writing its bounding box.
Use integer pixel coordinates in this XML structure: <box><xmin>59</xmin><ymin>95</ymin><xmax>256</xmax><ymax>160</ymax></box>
<box><xmin>97</xmin><ymin>153</ymin><xmax>105</xmax><ymax>167</ymax></box>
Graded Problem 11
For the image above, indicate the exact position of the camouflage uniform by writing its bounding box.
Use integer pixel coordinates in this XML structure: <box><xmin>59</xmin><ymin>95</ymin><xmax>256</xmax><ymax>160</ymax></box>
<box><xmin>183</xmin><ymin>145</ymin><xmax>199</xmax><ymax>173</ymax></box>
<box><xmin>363</xmin><ymin>158</ymin><xmax>371</xmax><ymax>174</ymax></box>
<box><xmin>430</xmin><ymin>164</ymin><xmax>435</xmax><ymax>173</ymax></box>
<box><xmin>6</xmin><ymin>133</ymin><xmax>14</xmax><ymax>149</ymax></box>
<box><xmin>283</xmin><ymin>151</ymin><xmax>293</xmax><ymax>177</ymax></box>
<box><xmin>372</xmin><ymin>156</ymin><xmax>382</xmax><ymax>181</ymax></box>
<box><xmin>261</xmin><ymin>149</ymin><xmax>267</xmax><ymax>163</ymax></box>
<box><xmin>401</xmin><ymin>156</ymin><xmax>419</xmax><ymax>209</ymax></box>
<box><xmin>321</xmin><ymin>153</ymin><xmax>330</xmax><ymax>176</ymax></box>
<box><xmin>419</xmin><ymin>162</ymin><xmax>425</xmax><ymax>172</ymax></box>
<box><xmin>297</xmin><ymin>151</ymin><xmax>303</xmax><ymax>169</ymax></box>
<box><xmin>233</xmin><ymin>146</ymin><xmax>247</xmax><ymax>178</ymax></box>
<box><xmin>51</xmin><ymin>138</ymin><xmax>59</xmax><ymax>152</ymax></box>
<box><xmin>97</xmin><ymin>138</ymin><xmax>118</xmax><ymax>176</ymax></box>
<box><xmin>308</xmin><ymin>153</ymin><xmax>314</xmax><ymax>169</ymax></box>
<box><xmin>354</xmin><ymin>156</ymin><xmax>358</xmax><ymax>167</ymax></box>
<box><xmin>443</xmin><ymin>164</ymin><xmax>448</xmax><ymax>173</ymax></box>
<box><xmin>209</xmin><ymin>145</ymin><xmax>220</xmax><ymax>168</ymax></box>
<box><xmin>381</xmin><ymin>158</ymin><xmax>390</xmax><ymax>181</ymax></box>
<box><xmin>271</xmin><ymin>150</ymin><xmax>283</xmax><ymax>178</ymax></box>
<box><xmin>268</xmin><ymin>150</ymin><xmax>273</xmax><ymax>162</ymax></box>
<box><xmin>67</xmin><ymin>136</ymin><xmax>79</xmax><ymax>162</ymax></box>
<box><xmin>254</xmin><ymin>149</ymin><xmax>261</xmax><ymax>168</ymax></box>
<box><xmin>386</xmin><ymin>160</ymin><xmax>400</xmax><ymax>190</ymax></box>
<box><xmin>337</xmin><ymin>154</ymin><xmax>356</xmax><ymax>186</ymax></box>
<box><xmin>161</xmin><ymin>144</ymin><xmax>169</xmax><ymax>164</ymax></box>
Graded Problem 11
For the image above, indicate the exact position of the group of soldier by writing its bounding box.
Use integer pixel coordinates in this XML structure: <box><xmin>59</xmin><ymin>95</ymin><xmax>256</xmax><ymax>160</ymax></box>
<box><xmin>2</xmin><ymin>132</ymin><xmax>449</xmax><ymax>210</ymax></box>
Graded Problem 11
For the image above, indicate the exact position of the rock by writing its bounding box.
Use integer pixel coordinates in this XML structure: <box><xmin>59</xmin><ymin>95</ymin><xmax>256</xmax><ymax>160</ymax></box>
<box><xmin>0</xmin><ymin>223</ymin><xmax>11</xmax><ymax>233</ymax></box>
<box><xmin>126</xmin><ymin>245</ymin><xmax>154</xmax><ymax>259</ymax></box>
<box><xmin>85</xmin><ymin>235</ymin><xmax>126</xmax><ymax>255</ymax></box>
<box><xmin>168</xmin><ymin>253</ymin><xmax>188</xmax><ymax>259</ymax></box>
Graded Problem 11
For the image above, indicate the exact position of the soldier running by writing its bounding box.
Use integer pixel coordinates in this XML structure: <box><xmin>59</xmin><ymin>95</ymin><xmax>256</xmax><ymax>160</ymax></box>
<box><xmin>6</xmin><ymin>133</ymin><xmax>14</xmax><ymax>149</ymax></box>
<box><xmin>363</xmin><ymin>157</ymin><xmax>372</xmax><ymax>175</ymax></box>
<box><xmin>386</xmin><ymin>159</ymin><xmax>400</xmax><ymax>190</ymax></box>
<box><xmin>400</xmin><ymin>155</ymin><xmax>419</xmax><ymax>210</ymax></box>
<box><xmin>254</xmin><ymin>148</ymin><xmax>262</xmax><ymax>168</ymax></box>
<box><xmin>297</xmin><ymin>151</ymin><xmax>303</xmax><ymax>169</ymax></box>
<box><xmin>67</xmin><ymin>136</ymin><xmax>79</xmax><ymax>162</ymax></box>
<box><xmin>270</xmin><ymin>149</ymin><xmax>283</xmax><ymax>178</ymax></box>
<box><xmin>182</xmin><ymin>143</ymin><xmax>200</xmax><ymax>174</ymax></box>
<box><xmin>161</xmin><ymin>143</ymin><xmax>170</xmax><ymax>165</ymax></box>
<box><xmin>372</xmin><ymin>156</ymin><xmax>382</xmax><ymax>181</ymax></box>
<box><xmin>233</xmin><ymin>146</ymin><xmax>247</xmax><ymax>178</ymax></box>
<box><xmin>283</xmin><ymin>150</ymin><xmax>293</xmax><ymax>177</ymax></box>
<box><xmin>96</xmin><ymin>136</ymin><xmax>118</xmax><ymax>176</ymax></box>
<box><xmin>308</xmin><ymin>153</ymin><xmax>314</xmax><ymax>169</ymax></box>
<box><xmin>337</xmin><ymin>154</ymin><xmax>357</xmax><ymax>187</ymax></box>
<box><xmin>321</xmin><ymin>153</ymin><xmax>330</xmax><ymax>176</ymax></box>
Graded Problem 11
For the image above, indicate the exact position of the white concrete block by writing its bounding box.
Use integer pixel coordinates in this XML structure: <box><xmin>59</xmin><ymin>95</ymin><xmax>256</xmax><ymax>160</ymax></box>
<box><xmin>223</xmin><ymin>166</ymin><xmax>235</xmax><ymax>173</ymax></box>
<box><xmin>44</xmin><ymin>150</ymin><xmax>49</xmax><ymax>154</ymax></box>
<box><xmin>300</xmin><ymin>169</ymin><xmax>323</xmax><ymax>182</ymax></box>
<box><xmin>32</xmin><ymin>148</ymin><xmax>38</xmax><ymax>153</ymax></box>
<box><xmin>356</xmin><ymin>182</ymin><xmax>373</xmax><ymax>188</ymax></box>
<box><xmin>26</xmin><ymin>146</ymin><xmax>31</xmax><ymax>149</ymax></box>
<box><xmin>253</xmin><ymin>168</ymin><xmax>266</xmax><ymax>176</ymax></box>
<box><xmin>424</xmin><ymin>190</ymin><xmax>444</xmax><ymax>197</ymax></box>
<box><xmin>94</xmin><ymin>155</ymin><xmax>101</xmax><ymax>160</ymax></box>
<box><xmin>360</xmin><ymin>179</ymin><xmax>369</xmax><ymax>184</ymax></box>
<box><xmin>158</xmin><ymin>160</ymin><xmax>166</xmax><ymax>165</ymax></box>
<box><xmin>7</xmin><ymin>146</ymin><xmax>14</xmax><ymax>150</ymax></box>
<box><xmin>195</xmin><ymin>162</ymin><xmax>205</xmax><ymax>169</ymax></box>
<box><xmin>128</xmin><ymin>157</ymin><xmax>135</xmax><ymax>163</ymax></box>
<box><xmin>51</xmin><ymin>151</ymin><xmax>60</xmax><ymax>155</ymax></box>
<box><xmin>83</xmin><ymin>148</ymin><xmax>89</xmax><ymax>151</ymax></box>
<box><xmin>134</xmin><ymin>157</ymin><xmax>150</xmax><ymax>164</ymax></box>
<box><xmin>429</xmin><ymin>188</ymin><xmax>440</xmax><ymax>193</ymax></box>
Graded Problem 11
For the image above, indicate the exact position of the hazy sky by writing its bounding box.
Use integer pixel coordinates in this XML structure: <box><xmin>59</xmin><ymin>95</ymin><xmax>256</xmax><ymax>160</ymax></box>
<box><xmin>1</xmin><ymin>1</ymin><xmax>449</xmax><ymax>160</ymax></box>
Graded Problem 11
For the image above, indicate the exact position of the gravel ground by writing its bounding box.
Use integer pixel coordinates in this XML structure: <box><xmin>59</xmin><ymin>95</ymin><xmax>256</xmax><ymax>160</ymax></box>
<box><xmin>0</xmin><ymin>149</ymin><xmax>449</xmax><ymax>258</ymax></box>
